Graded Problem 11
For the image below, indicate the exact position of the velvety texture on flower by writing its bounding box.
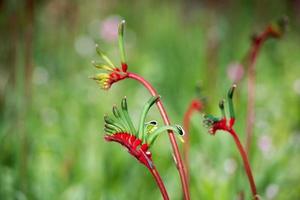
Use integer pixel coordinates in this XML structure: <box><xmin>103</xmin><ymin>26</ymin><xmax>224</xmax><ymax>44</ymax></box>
<box><xmin>103</xmin><ymin>96</ymin><xmax>185</xmax><ymax>169</ymax></box>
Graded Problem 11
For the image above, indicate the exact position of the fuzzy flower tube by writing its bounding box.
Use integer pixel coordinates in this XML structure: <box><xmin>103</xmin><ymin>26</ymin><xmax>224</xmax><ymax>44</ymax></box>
<box><xmin>203</xmin><ymin>85</ymin><xmax>259</xmax><ymax>200</ymax></box>
<box><xmin>90</xmin><ymin>20</ymin><xmax>190</xmax><ymax>199</ymax></box>
<box><xmin>103</xmin><ymin>96</ymin><xmax>185</xmax><ymax>200</ymax></box>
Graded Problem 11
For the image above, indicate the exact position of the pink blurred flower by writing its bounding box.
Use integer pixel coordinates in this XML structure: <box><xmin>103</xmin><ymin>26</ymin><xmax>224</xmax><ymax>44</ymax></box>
<box><xmin>100</xmin><ymin>16</ymin><xmax>121</xmax><ymax>42</ymax></box>
<box><xmin>227</xmin><ymin>62</ymin><xmax>244</xmax><ymax>82</ymax></box>
<box><xmin>258</xmin><ymin>135</ymin><xmax>273</xmax><ymax>155</ymax></box>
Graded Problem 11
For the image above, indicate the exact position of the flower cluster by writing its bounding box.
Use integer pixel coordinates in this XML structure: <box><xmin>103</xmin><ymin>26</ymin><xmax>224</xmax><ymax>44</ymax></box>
<box><xmin>104</xmin><ymin>96</ymin><xmax>185</xmax><ymax>169</ymax></box>
<box><xmin>90</xmin><ymin>20</ymin><xmax>129</xmax><ymax>90</ymax></box>
<box><xmin>203</xmin><ymin>85</ymin><xmax>236</xmax><ymax>135</ymax></box>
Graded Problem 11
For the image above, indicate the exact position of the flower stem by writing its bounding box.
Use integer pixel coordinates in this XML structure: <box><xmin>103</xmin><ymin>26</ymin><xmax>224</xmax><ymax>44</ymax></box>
<box><xmin>245</xmin><ymin>21</ymin><xmax>285</xmax><ymax>154</ymax></box>
<box><xmin>149</xmin><ymin>166</ymin><xmax>170</xmax><ymax>200</ymax></box>
<box><xmin>183</xmin><ymin>99</ymin><xmax>202</xmax><ymax>187</ymax></box>
<box><xmin>245</xmin><ymin>35</ymin><xmax>263</xmax><ymax>155</ymax></box>
<box><xmin>128</xmin><ymin>72</ymin><xmax>190</xmax><ymax>200</ymax></box>
<box><xmin>228</xmin><ymin>128</ymin><xmax>258</xmax><ymax>200</ymax></box>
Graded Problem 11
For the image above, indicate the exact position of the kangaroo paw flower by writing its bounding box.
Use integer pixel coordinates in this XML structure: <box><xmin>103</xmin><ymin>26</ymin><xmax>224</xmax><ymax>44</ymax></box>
<box><xmin>90</xmin><ymin>20</ymin><xmax>130</xmax><ymax>90</ymax></box>
<box><xmin>103</xmin><ymin>96</ymin><xmax>184</xmax><ymax>169</ymax></box>
<box><xmin>203</xmin><ymin>84</ymin><xmax>237</xmax><ymax>135</ymax></box>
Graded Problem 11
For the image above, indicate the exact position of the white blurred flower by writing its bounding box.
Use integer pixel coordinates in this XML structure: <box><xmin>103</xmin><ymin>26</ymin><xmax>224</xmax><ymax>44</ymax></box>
<box><xmin>227</xmin><ymin>62</ymin><xmax>244</xmax><ymax>82</ymax></box>
<box><xmin>33</xmin><ymin>67</ymin><xmax>49</xmax><ymax>85</ymax></box>
<box><xmin>266</xmin><ymin>184</ymin><xmax>279</xmax><ymax>199</ymax></box>
<box><xmin>74</xmin><ymin>35</ymin><xmax>95</xmax><ymax>57</ymax></box>
<box><xmin>223</xmin><ymin>158</ymin><xmax>237</xmax><ymax>175</ymax></box>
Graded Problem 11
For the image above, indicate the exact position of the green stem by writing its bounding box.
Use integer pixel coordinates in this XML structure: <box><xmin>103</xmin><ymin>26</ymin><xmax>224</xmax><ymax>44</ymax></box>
<box><xmin>147</xmin><ymin>125</ymin><xmax>184</xmax><ymax>146</ymax></box>
<box><xmin>138</xmin><ymin>96</ymin><xmax>160</xmax><ymax>140</ymax></box>
<box><xmin>118</xmin><ymin>20</ymin><xmax>126</xmax><ymax>64</ymax></box>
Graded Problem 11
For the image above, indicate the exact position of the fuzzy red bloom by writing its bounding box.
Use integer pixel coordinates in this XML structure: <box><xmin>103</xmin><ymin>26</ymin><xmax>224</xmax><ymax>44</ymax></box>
<box><xmin>104</xmin><ymin>132</ymin><xmax>153</xmax><ymax>169</ymax></box>
<box><xmin>209</xmin><ymin>118</ymin><xmax>227</xmax><ymax>135</ymax></box>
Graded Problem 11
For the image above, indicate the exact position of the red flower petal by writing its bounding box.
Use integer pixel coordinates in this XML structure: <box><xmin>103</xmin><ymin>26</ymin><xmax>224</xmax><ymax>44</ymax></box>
<box><xmin>104</xmin><ymin>132</ymin><xmax>153</xmax><ymax>168</ymax></box>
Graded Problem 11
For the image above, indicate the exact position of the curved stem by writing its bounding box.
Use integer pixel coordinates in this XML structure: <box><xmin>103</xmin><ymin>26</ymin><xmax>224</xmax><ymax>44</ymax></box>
<box><xmin>147</xmin><ymin>125</ymin><xmax>183</xmax><ymax>146</ymax></box>
<box><xmin>245</xmin><ymin>28</ymin><xmax>273</xmax><ymax>154</ymax></box>
<box><xmin>228</xmin><ymin>128</ymin><xmax>258</xmax><ymax>200</ymax></box>
<box><xmin>149</xmin><ymin>166</ymin><xmax>170</xmax><ymax>200</ymax></box>
<box><xmin>138</xmin><ymin>96</ymin><xmax>160</xmax><ymax>140</ymax></box>
<box><xmin>128</xmin><ymin>72</ymin><xmax>190</xmax><ymax>200</ymax></box>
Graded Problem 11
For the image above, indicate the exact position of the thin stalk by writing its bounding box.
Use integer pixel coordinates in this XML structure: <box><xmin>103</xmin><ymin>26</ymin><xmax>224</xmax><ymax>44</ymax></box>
<box><xmin>149</xmin><ymin>166</ymin><xmax>170</xmax><ymax>200</ymax></box>
<box><xmin>128</xmin><ymin>72</ymin><xmax>190</xmax><ymax>200</ymax></box>
<box><xmin>183</xmin><ymin>99</ymin><xmax>202</xmax><ymax>187</ymax></box>
<box><xmin>228</xmin><ymin>128</ymin><xmax>258</xmax><ymax>200</ymax></box>
<box><xmin>245</xmin><ymin>17</ymin><xmax>288</xmax><ymax>153</ymax></box>
<box><xmin>245</xmin><ymin>37</ymin><xmax>261</xmax><ymax>155</ymax></box>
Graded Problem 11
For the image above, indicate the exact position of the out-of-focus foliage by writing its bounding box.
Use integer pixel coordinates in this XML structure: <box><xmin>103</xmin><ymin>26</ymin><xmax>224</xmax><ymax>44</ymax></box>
<box><xmin>1</xmin><ymin>0</ymin><xmax>300</xmax><ymax>199</ymax></box>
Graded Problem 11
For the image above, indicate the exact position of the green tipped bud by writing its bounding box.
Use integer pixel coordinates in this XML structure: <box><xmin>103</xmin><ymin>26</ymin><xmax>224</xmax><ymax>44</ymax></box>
<box><xmin>118</xmin><ymin>20</ymin><xmax>127</xmax><ymax>64</ymax></box>
<box><xmin>175</xmin><ymin>125</ymin><xmax>185</xmax><ymax>136</ymax></box>
<box><xmin>227</xmin><ymin>85</ymin><xmax>236</xmax><ymax>119</ymax></box>
<box><xmin>219</xmin><ymin>99</ymin><xmax>224</xmax><ymax>110</ymax></box>
<box><xmin>228</xmin><ymin>84</ymin><xmax>236</xmax><ymax>99</ymax></box>
<box><xmin>219</xmin><ymin>99</ymin><xmax>226</xmax><ymax>118</ymax></box>
<box><xmin>104</xmin><ymin>124</ymin><xmax>118</xmax><ymax>132</ymax></box>
<box><xmin>119</xmin><ymin>96</ymin><xmax>137</xmax><ymax>135</ymax></box>
<box><xmin>118</xmin><ymin>20</ymin><xmax>125</xmax><ymax>37</ymax></box>
<box><xmin>121</xmin><ymin>97</ymin><xmax>128</xmax><ymax>111</ymax></box>
<box><xmin>104</xmin><ymin>115</ymin><xmax>115</xmax><ymax>124</ymax></box>
<box><xmin>104</xmin><ymin>128</ymin><xmax>114</xmax><ymax>134</ymax></box>
<box><xmin>104</xmin><ymin>115</ymin><xmax>126</xmax><ymax>132</ymax></box>
<box><xmin>95</xmin><ymin>44</ymin><xmax>116</xmax><ymax>68</ymax></box>
<box><xmin>112</xmin><ymin>106</ymin><xmax>121</xmax><ymax>118</ymax></box>
<box><xmin>92</xmin><ymin>60</ymin><xmax>114</xmax><ymax>71</ymax></box>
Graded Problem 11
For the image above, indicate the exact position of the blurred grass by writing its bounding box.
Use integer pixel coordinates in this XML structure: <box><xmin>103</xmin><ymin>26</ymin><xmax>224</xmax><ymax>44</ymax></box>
<box><xmin>1</xmin><ymin>0</ymin><xmax>300</xmax><ymax>199</ymax></box>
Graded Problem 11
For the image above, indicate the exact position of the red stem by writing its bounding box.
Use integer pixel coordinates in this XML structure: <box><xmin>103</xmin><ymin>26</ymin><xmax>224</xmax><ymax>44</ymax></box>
<box><xmin>128</xmin><ymin>72</ymin><xmax>190</xmax><ymax>200</ymax></box>
<box><xmin>228</xmin><ymin>128</ymin><xmax>258</xmax><ymax>200</ymax></box>
<box><xmin>183</xmin><ymin>99</ymin><xmax>202</xmax><ymax>187</ymax></box>
<box><xmin>149</xmin><ymin>166</ymin><xmax>170</xmax><ymax>200</ymax></box>
<box><xmin>245</xmin><ymin>27</ymin><xmax>274</xmax><ymax>154</ymax></box>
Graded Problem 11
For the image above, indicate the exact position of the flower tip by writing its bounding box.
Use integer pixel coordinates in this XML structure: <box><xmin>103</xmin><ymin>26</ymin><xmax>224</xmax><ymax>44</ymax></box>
<box><xmin>219</xmin><ymin>99</ymin><xmax>225</xmax><ymax>110</ymax></box>
<box><xmin>228</xmin><ymin>84</ymin><xmax>237</xmax><ymax>99</ymax></box>
<box><xmin>118</xmin><ymin>20</ymin><xmax>126</xmax><ymax>36</ymax></box>
<box><xmin>121</xmin><ymin>97</ymin><xmax>128</xmax><ymax>110</ymax></box>
<box><xmin>120</xmin><ymin>20</ymin><xmax>126</xmax><ymax>28</ymax></box>
<box><xmin>176</xmin><ymin>125</ymin><xmax>185</xmax><ymax>136</ymax></box>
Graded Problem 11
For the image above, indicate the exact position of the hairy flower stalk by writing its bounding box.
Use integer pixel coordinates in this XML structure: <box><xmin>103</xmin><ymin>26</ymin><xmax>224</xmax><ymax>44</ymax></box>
<box><xmin>203</xmin><ymin>85</ymin><xmax>259</xmax><ymax>200</ymax></box>
<box><xmin>183</xmin><ymin>92</ymin><xmax>203</xmax><ymax>186</ymax></box>
<box><xmin>104</xmin><ymin>96</ymin><xmax>185</xmax><ymax>200</ymax></box>
<box><xmin>90</xmin><ymin>20</ymin><xmax>190</xmax><ymax>199</ymax></box>
<box><xmin>244</xmin><ymin>17</ymin><xmax>288</xmax><ymax>154</ymax></box>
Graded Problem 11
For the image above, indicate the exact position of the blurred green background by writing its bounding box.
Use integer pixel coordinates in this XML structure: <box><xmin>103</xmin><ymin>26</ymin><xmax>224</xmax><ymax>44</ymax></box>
<box><xmin>1</xmin><ymin>0</ymin><xmax>300</xmax><ymax>199</ymax></box>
